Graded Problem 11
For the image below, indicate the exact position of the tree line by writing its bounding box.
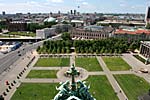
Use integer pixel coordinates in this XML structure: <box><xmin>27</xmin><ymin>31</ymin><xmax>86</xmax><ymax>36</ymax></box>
<box><xmin>37</xmin><ymin>38</ymin><xmax>140</xmax><ymax>54</ymax></box>
<box><xmin>27</xmin><ymin>22</ymin><xmax>57</xmax><ymax>32</ymax></box>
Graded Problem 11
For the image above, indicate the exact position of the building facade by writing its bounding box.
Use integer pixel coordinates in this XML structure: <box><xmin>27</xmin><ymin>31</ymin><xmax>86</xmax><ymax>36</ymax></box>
<box><xmin>36</xmin><ymin>28</ymin><xmax>56</xmax><ymax>39</ymax></box>
<box><xmin>71</xmin><ymin>27</ymin><xmax>113</xmax><ymax>40</ymax></box>
<box><xmin>8</xmin><ymin>21</ymin><xmax>27</xmax><ymax>32</ymax></box>
<box><xmin>114</xmin><ymin>29</ymin><xmax>150</xmax><ymax>40</ymax></box>
<box><xmin>139</xmin><ymin>41</ymin><xmax>150</xmax><ymax>63</ymax></box>
<box><xmin>52</xmin><ymin>24</ymin><xmax>72</xmax><ymax>33</ymax></box>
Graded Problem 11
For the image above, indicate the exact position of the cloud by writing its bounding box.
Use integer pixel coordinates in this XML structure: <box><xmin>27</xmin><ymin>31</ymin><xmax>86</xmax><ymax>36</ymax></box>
<box><xmin>131</xmin><ymin>5</ymin><xmax>145</xmax><ymax>9</ymax></box>
<box><xmin>82</xmin><ymin>2</ymin><xmax>88</xmax><ymax>5</ymax></box>
<box><xmin>119</xmin><ymin>0</ymin><xmax>127</xmax><ymax>7</ymax></box>
<box><xmin>119</xmin><ymin>3</ymin><xmax>126</xmax><ymax>7</ymax></box>
<box><xmin>47</xmin><ymin>0</ymin><xmax>64</xmax><ymax>3</ymax></box>
<box><xmin>0</xmin><ymin>1</ymin><xmax>74</xmax><ymax>14</ymax></box>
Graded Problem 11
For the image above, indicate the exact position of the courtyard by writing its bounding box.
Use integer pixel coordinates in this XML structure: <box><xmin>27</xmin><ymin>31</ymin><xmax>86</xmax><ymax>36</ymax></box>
<box><xmin>1</xmin><ymin>53</ymin><xmax>150</xmax><ymax>100</ymax></box>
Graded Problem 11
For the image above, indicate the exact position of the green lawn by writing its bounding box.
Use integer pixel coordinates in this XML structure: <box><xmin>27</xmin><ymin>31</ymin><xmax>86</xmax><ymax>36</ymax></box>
<box><xmin>26</xmin><ymin>70</ymin><xmax>57</xmax><ymax>78</ymax></box>
<box><xmin>102</xmin><ymin>57</ymin><xmax>131</xmax><ymax>71</ymax></box>
<box><xmin>75</xmin><ymin>57</ymin><xmax>102</xmax><ymax>71</ymax></box>
<box><xmin>86</xmin><ymin>75</ymin><xmax>118</xmax><ymax>100</ymax></box>
<box><xmin>11</xmin><ymin>83</ymin><xmax>58</xmax><ymax>100</ymax></box>
<box><xmin>6</xmin><ymin>32</ymin><xmax>36</xmax><ymax>37</ymax></box>
<box><xmin>0</xmin><ymin>35</ymin><xmax>17</xmax><ymax>38</ymax></box>
<box><xmin>114</xmin><ymin>74</ymin><xmax>150</xmax><ymax>100</ymax></box>
<box><xmin>11</xmin><ymin>76</ymin><xmax>118</xmax><ymax>100</ymax></box>
<box><xmin>34</xmin><ymin>58</ymin><xmax>70</xmax><ymax>67</ymax></box>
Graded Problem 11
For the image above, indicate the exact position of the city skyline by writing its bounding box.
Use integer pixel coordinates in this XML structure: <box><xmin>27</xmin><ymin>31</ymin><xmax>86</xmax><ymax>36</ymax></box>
<box><xmin>0</xmin><ymin>0</ymin><xmax>150</xmax><ymax>14</ymax></box>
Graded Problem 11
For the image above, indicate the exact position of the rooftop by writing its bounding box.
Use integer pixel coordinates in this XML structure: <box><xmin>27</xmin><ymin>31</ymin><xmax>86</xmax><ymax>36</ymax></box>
<box><xmin>44</xmin><ymin>17</ymin><xmax>56</xmax><ymax>22</ymax></box>
<box><xmin>115</xmin><ymin>29</ymin><xmax>150</xmax><ymax>35</ymax></box>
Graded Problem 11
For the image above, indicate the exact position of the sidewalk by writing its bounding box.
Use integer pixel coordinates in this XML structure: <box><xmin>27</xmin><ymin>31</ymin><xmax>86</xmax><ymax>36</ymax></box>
<box><xmin>122</xmin><ymin>54</ymin><xmax>150</xmax><ymax>83</ymax></box>
<box><xmin>0</xmin><ymin>51</ymin><xmax>37</xmax><ymax>100</ymax></box>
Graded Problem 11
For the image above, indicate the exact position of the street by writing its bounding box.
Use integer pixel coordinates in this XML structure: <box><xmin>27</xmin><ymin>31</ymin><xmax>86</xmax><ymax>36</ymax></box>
<box><xmin>0</xmin><ymin>34</ymin><xmax>61</xmax><ymax>75</ymax></box>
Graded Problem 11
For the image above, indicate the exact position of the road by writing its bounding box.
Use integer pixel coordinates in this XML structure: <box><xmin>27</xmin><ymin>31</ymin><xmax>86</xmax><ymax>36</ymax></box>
<box><xmin>0</xmin><ymin>34</ymin><xmax>61</xmax><ymax>75</ymax></box>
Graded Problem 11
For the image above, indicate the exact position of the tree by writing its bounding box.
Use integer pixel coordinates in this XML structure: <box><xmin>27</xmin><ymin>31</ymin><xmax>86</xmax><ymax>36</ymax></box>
<box><xmin>80</xmin><ymin>47</ymin><xmax>84</xmax><ymax>53</ymax></box>
<box><xmin>129</xmin><ymin>42</ymin><xmax>137</xmax><ymax>52</ymax></box>
<box><xmin>61</xmin><ymin>32</ymin><xmax>71</xmax><ymax>40</ymax></box>
<box><xmin>66</xmin><ymin>47</ymin><xmax>70</xmax><ymax>53</ymax></box>
<box><xmin>75</xmin><ymin>47</ymin><xmax>80</xmax><ymax>53</ymax></box>
<box><xmin>27</xmin><ymin>23</ymin><xmax>44</xmax><ymax>32</ymax></box>
<box><xmin>100</xmin><ymin>47</ymin><xmax>105</xmax><ymax>54</ymax></box>
<box><xmin>118</xmin><ymin>49</ymin><xmax>122</xmax><ymax>54</ymax></box>
<box><xmin>114</xmin><ymin>49</ymin><xmax>118</xmax><ymax>54</ymax></box>
<box><xmin>96</xmin><ymin>50</ymin><xmax>99</xmax><ymax>54</ymax></box>
<box><xmin>61</xmin><ymin>48</ymin><xmax>65</xmax><ymax>53</ymax></box>
<box><xmin>44</xmin><ymin>21</ymin><xmax>57</xmax><ymax>28</ymax></box>
<box><xmin>104</xmin><ymin>49</ymin><xmax>108</xmax><ymax>54</ymax></box>
<box><xmin>57</xmin><ymin>48</ymin><xmax>61</xmax><ymax>53</ymax></box>
<box><xmin>146</xmin><ymin>23</ymin><xmax>150</xmax><ymax>29</ymax></box>
<box><xmin>36</xmin><ymin>46</ymin><xmax>41</xmax><ymax>52</ymax></box>
<box><xmin>0</xmin><ymin>28</ymin><xmax>2</xmax><ymax>32</ymax></box>
<box><xmin>89</xmin><ymin>47</ymin><xmax>93</xmax><ymax>54</ymax></box>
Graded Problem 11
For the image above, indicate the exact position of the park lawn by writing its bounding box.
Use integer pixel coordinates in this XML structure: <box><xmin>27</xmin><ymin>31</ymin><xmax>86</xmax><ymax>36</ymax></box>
<box><xmin>7</xmin><ymin>32</ymin><xmax>36</xmax><ymax>37</ymax></box>
<box><xmin>0</xmin><ymin>35</ymin><xmax>17</xmax><ymax>38</ymax></box>
<box><xmin>75</xmin><ymin>57</ymin><xmax>102</xmax><ymax>71</ymax></box>
<box><xmin>102</xmin><ymin>57</ymin><xmax>131</xmax><ymax>71</ymax></box>
<box><xmin>11</xmin><ymin>83</ymin><xmax>58</xmax><ymax>100</ymax></box>
<box><xmin>114</xmin><ymin>74</ymin><xmax>150</xmax><ymax>100</ymax></box>
<box><xmin>86</xmin><ymin>75</ymin><xmax>118</xmax><ymax>100</ymax></box>
<box><xmin>34</xmin><ymin>58</ymin><xmax>70</xmax><ymax>67</ymax></box>
<box><xmin>26</xmin><ymin>70</ymin><xmax>57</xmax><ymax>78</ymax></box>
<box><xmin>11</xmin><ymin>76</ymin><xmax>119</xmax><ymax>100</ymax></box>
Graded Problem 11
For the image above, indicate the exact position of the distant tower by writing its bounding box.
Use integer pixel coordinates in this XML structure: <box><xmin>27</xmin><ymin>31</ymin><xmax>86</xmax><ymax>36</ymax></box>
<box><xmin>58</xmin><ymin>11</ymin><xmax>61</xmax><ymax>15</ymax></box>
<box><xmin>49</xmin><ymin>12</ymin><xmax>53</xmax><ymax>17</ymax></box>
<box><xmin>27</xmin><ymin>12</ymin><xmax>31</xmax><ymax>18</ymax></box>
<box><xmin>74</xmin><ymin>10</ymin><xmax>76</xmax><ymax>15</ymax></box>
<box><xmin>145</xmin><ymin>6</ymin><xmax>150</xmax><ymax>25</ymax></box>
<box><xmin>2</xmin><ymin>11</ymin><xmax>5</xmax><ymax>16</ymax></box>
<box><xmin>70</xmin><ymin>10</ymin><xmax>73</xmax><ymax>15</ymax></box>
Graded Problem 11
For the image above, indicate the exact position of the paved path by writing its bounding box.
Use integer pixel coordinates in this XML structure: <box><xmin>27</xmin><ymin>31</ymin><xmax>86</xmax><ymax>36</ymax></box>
<box><xmin>122</xmin><ymin>54</ymin><xmax>150</xmax><ymax>83</ymax></box>
<box><xmin>70</xmin><ymin>52</ymin><xmax>76</xmax><ymax>66</ymax></box>
<box><xmin>122</xmin><ymin>54</ymin><xmax>150</xmax><ymax>70</ymax></box>
<box><xmin>97</xmin><ymin>56</ymin><xmax>128</xmax><ymax>100</ymax></box>
<box><xmin>22</xmin><ymin>78</ymin><xmax>61</xmax><ymax>83</ymax></box>
<box><xmin>32</xmin><ymin>67</ymin><xmax>64</xmax><ymax>70</ymax></box>
<box><xmin>111</xmin><ymin>71</ymin><xmax>133</xmax><ymax>75</ymax></box>
<box><xmin>88</xmin><ymin>72</ymin><xmax>105</xmax><ymax>75</ymax></box>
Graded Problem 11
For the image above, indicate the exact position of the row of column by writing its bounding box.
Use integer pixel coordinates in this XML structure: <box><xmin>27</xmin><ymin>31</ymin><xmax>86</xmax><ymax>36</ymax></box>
<box><xmin>139</xmin><ymin>44</ymin><xmax>150</xmax><ymax>59</ymax></box>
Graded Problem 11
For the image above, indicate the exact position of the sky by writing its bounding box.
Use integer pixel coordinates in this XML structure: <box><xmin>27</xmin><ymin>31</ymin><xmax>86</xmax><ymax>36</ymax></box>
<box><xmin>0</xmin><ymin>0</ymin><xmax>150</xmax><ymax>14</ymax></box>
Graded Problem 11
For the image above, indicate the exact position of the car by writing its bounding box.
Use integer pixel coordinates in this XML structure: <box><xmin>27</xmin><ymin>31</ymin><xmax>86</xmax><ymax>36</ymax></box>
<box><xmin>139</xmin><ymin>68</ymin><xmax>148</xmax><ymax>73</ymax></box>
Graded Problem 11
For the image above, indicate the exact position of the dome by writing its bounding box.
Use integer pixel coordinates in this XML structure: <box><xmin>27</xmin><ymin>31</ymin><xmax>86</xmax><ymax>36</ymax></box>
<box><xmin>44</xmin><ymin>17</ymin><xmax>56</xmax><ymax>22</ymax></box>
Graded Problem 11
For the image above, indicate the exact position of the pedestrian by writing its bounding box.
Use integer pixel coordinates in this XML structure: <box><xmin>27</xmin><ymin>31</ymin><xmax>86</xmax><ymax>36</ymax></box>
<box><xmin>6</xmin><ymin>81</ymin><xmax>9</xmax><ymax>85</ymax></box>
<box><xmin>120</xmin><ymin>90</ymin><xmax>121</xmax><ymax>93</ymax></box>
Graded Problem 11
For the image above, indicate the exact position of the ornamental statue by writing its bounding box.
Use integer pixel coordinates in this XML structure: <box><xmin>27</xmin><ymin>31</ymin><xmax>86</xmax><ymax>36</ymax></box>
<box><xmin>53</xmin><ymin>64</ymin><xmax>95</xmax><ymax>100</ymax></box>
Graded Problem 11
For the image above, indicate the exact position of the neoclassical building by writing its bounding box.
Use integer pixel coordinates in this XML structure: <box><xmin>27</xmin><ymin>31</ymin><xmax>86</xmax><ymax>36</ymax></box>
<box><xmin>139</xmin><ymin>41</ymin><xmax>150</xmax><ymax>63</ymax></box>
<box><xmin>71</xmin><ymin>26</ymin><xmax>113</xmax><ymax>40</ymax></box>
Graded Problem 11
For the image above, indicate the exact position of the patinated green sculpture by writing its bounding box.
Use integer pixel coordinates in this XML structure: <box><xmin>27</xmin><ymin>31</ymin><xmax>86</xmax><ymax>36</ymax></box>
<box><xmin>53</xmin><ymin>64</ymin><xmax>95</xmax><ymax>100</ymax></box>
